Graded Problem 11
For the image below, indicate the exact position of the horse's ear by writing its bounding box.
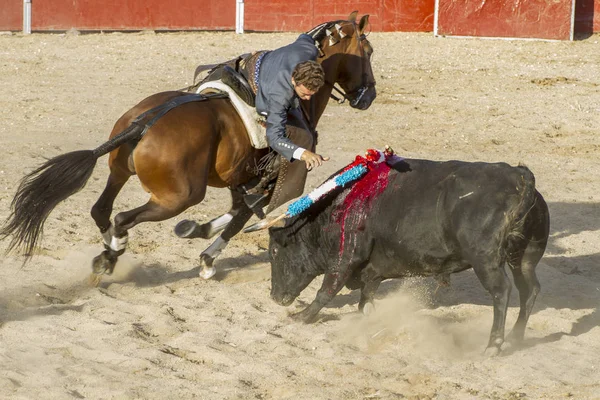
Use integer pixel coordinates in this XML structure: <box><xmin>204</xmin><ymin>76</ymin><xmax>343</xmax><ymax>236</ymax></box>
<box><xmin>359</xmin><ymin>14</ymin><xmax>370</xmax><ymax>35</ymax></box>
<box><xmin>348</xmin><ymin>11</ymin><xmax>358</xmax><ymax>22</ymax></box>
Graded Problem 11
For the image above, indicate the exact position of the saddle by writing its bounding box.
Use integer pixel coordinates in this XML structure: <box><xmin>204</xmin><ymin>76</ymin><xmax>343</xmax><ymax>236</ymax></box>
<box><xmin>220</xmin><ymin>65</ymin><xmax>255</xmax><ymax>107</ymax></box>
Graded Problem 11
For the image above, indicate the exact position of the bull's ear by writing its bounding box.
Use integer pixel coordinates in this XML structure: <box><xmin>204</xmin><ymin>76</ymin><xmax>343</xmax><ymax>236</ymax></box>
<box><xmin>359</xmin><ymin>15</ymin><xmax>370</xmax><ymax>35</ymax></box>
<box><xmin>348</xmin><ymin>11</ymin><xmax>358</xmax><ymax>22</ymax></box>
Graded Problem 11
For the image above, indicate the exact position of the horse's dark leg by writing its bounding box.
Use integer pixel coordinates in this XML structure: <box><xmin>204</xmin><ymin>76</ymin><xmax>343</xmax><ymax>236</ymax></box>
<box><xmin>91</xmin><ymin>200</ymin><xmax>184</xmax><ymax>277</ymax></box>
<box><xmin>90</xmin><ymin>173</ymin><xmax>129</xmax><ymax>247</ymax></box>
<box><xmin>197</xmin><ymin>190</ymin><xmax>255</xmax><ymax>279</ymax></box>
<box><xmin>174</xmin><ymin>212</ymin><xmax>233</xmax><ymax>240</ymax></box>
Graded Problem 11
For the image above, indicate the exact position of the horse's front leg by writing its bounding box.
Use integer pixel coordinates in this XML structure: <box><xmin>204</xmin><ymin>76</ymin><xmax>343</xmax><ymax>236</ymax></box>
<box><xmin>197</xmin><ymin>191</ymin><xmax>256</xmax><ymax>279</ymax></box>
<box><xmin>174</xmin><ymin>213</ymin><xmax>233</xmax><ymax>240</ymax></box>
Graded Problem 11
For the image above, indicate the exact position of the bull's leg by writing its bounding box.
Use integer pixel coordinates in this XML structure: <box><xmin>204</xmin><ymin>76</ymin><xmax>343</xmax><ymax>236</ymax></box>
<box><xmin>507</xmin><ymin>243</ymin><xmax>544</xmax><ymax>343</ymax></box>
<box><xmin>507</xmin><ymin>193</ymin><xmax>548</xmax><ymax>343</ymax></box>
<box><xmin>197</xmin><ymin>190</ymin><xmax>255</xmax><ymax>279</ymax></box>
<box><xmin>472</xmin><ymin>262</ymin><xmax>512</xmax><ymax>356</ymax></box>
<box><xmin>358</xmin><ymin>278</ymin><xmax>382</xmax><ymax>315</ymax></box>
<box><xmin>291</xmin><ymin>270</ymin><xmax>350</xmax><ymax>323</ymax></box>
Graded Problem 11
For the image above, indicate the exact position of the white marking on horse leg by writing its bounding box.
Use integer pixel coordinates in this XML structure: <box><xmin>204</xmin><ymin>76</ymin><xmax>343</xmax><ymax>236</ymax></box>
<box><xmin>109</xmin><ymin>234</ymin><xmax>129</xmax><ymax>252</ymax></box>
<box><xmin>101</xmin><ymin>225</ymin><xmax>128</xmax><ymax>252</ymax></box>
<box><xmin>201</xmin><ymin>235</ymin><xmax>229</xmax><ymax>258</ymax></box>
<box><xmin>210</xmin><ymin>213</ymin><xmax>233</xmax><ymax>231</ymax></box>
<box><xmin>199</xmin><ymin>235</ymin><xmax>229</xmax><ymax>280</ymax></box>
<box><xmin>101</xmin><ymin>228</ymin><xmax>112</xmax><ymax>247</ymax></box>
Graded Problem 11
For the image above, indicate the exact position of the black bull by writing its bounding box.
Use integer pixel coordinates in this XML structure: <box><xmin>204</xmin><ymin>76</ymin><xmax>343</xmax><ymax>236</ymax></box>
<box><xmin>265</xmin><ymin>158</ymin><xmax>550</xmax><ymax>354</ymax></box>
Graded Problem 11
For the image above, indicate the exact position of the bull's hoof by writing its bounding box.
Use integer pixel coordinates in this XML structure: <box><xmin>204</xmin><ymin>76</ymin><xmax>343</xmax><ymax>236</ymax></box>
<box><xmin>505</xmin><ymin>329</ymin><xmax>525</xmax><ymax>345</ymax></box>
<box><xmin>484</xmin><ymin>337</ymin><xmax>504</xmax><ymax>357</ymax></box>
<box><xmin>88</xmin><ymin>273</ymin><xmax>103</xmax><ymax>287</ymax></box>
<box><xmin>483</xmin><ymin>344</ymin><xmax>502</xmax><ymax>357</ymax></box>
<box><xmin>362</xmin><ymin>302</ymin><xmax>375</xmax><ymax>316</ymax></box>
<box><xmin>290</xmin><ymin>309</ymin><xmax>317</xmax><ymax>324</ymax></box>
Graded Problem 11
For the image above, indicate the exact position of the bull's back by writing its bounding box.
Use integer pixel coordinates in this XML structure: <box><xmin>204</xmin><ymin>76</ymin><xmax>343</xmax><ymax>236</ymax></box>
<box><xmin>365</xmin><ymin>159</ymin><xmax>539</xmax><ymax>277</ymax></box>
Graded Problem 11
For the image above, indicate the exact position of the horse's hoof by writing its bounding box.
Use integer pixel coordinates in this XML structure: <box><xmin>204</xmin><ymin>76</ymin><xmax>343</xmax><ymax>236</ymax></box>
<box><xmin>88</xmin><ymin>273</ymin><xmax>102</xmax><ymax>287</ymax></box>
<box><xmin>175</xmin><ymin>220</ymin><xmax>202</xmax><ymax>238</ymax></box>
<box><xmin>92</xmin><ymin>253</ymin><xmax>108</xmax><ymax>275</ymax></box>
<box><xmin>92</xmin><ymin>251</ymin><xmax>117</xmax><ymax>275</ymax></box>
<box><xmin>199</xmin><ymin>267</ymin><xmax>216</xmax><ymax>280</ymax></box>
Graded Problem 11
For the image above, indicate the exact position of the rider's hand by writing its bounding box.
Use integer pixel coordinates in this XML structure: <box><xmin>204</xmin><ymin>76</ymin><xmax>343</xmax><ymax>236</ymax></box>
<box><xmin>300</xmin><ymin>151</ymin><xmax>329</xmax><ymax>171</ymax></box>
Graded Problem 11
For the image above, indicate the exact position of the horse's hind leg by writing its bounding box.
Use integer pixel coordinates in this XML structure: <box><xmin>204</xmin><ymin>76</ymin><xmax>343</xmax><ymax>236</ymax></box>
<box><xmin>91</xmin><ymin>172</ymin><xmax>129</xmax><ymax>245</ymax></box>
<box><xmin>197</xmin><ymin>190</ymin><xmax>256</xmax><ymax>279</ymax></box>
<box><xmin>92</xmin><ymin>199</ymin><xmax>185</xmax><ymax>277</ymax></box>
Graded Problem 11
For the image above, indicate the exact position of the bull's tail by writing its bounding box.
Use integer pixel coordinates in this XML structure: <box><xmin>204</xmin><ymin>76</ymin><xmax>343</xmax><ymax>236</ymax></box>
<box><xmin>1</xmin><ymin>123</ymin><xmax>143</xmax><ymax>257</ymax></box>
<box><xmin>504</xmin><ymin>165</ymin><xmax>550</xmax><ymax>267</ymax></box>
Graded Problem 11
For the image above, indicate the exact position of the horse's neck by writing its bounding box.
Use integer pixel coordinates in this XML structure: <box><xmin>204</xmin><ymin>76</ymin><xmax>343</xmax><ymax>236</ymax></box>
<box><xmin>304</xmin><ymin>84</ymin><xmax>334</xmax><ymax>128</ymax></box>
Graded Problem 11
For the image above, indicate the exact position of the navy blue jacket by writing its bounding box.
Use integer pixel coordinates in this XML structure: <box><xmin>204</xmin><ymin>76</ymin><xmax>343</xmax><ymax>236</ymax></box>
<box><xmin>255</xmin><ymin>34</ymin><xmax>318</xmax><ymax>160</ymax></box>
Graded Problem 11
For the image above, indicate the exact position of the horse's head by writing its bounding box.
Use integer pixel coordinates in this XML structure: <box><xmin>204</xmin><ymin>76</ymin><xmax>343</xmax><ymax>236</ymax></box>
<box><xmin>309</xmin><ymin>11</ymin><xmax>376</xmax><ymax>111</ymax></box>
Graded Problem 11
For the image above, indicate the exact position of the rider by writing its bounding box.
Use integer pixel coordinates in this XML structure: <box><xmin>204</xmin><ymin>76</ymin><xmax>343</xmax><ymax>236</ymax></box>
<box><xmin>245</xmin><ymin>33</ymin><xmax>329</xmax><ymax>214</ymax></box>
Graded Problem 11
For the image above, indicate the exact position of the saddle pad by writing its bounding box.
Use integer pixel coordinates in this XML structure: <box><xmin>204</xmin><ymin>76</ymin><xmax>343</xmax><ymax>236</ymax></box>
<box><xmin>196</xmin><ymin>81</ymin><xmax>268</xmax><ymax>149</ymax></box>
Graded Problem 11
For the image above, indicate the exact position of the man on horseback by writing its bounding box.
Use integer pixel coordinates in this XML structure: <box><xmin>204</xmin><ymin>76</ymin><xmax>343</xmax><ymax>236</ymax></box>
<box><xmin>244</xmin><ymin>33</ymin><xmax>329</xmax><ymax>215</ymax></box>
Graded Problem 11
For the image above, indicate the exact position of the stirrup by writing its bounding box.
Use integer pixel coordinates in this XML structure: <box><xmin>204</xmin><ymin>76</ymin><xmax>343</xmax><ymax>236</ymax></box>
<box><xmin>244</xmin><ymin>193</ymin><xmax>267</xmax><ymax>219</ymax></box>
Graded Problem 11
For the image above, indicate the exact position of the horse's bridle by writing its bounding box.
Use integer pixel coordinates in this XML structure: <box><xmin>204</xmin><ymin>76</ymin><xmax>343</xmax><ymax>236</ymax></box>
<box><xmin>309</xmin><ymin>23</ymin><xmax>374</xmax><ymax>107</ymax></box>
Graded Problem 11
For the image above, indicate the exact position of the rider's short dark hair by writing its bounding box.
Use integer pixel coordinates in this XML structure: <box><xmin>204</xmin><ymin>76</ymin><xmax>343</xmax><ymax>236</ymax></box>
<box><xmin>292</xmin><ymin>61</ymin><xmax>325</xmax><ymax>91</ymax></box>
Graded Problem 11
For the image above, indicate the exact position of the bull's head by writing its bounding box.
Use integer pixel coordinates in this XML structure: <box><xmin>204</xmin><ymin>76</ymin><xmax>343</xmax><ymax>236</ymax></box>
<box><xmin>268</xmin><ymin>226</ymin><xmax>318</xmax><ymax>307</ymax></box>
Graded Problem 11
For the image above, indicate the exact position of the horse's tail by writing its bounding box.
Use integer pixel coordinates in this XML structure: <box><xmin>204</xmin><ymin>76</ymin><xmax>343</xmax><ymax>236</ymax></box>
<box><xmin>1</xmin><ymin>123</ymin><xmax>143</xmax><ymax>256</ymax></box>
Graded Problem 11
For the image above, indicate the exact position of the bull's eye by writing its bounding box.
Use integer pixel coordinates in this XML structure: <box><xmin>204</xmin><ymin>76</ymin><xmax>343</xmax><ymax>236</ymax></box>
<box><xmin>271</xmin><ymin>247</ymin><xmax>278</xmax><ymax>257</ymax></box>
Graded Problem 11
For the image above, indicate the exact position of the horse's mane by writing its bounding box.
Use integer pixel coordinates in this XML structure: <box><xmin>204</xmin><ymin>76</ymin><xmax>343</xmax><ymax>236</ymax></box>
<box><xmin>306</xmin><ymin>20</ymin><xmax>348</xmax><ymax>42</ymax></box>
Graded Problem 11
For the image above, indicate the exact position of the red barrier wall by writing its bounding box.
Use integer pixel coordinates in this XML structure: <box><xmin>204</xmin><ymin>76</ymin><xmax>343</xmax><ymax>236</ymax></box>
<box><xmin>0</xmin><ymin>0</ymin><xmax>434</xmax><ymax>32</ymax></box>
<box><xmin>435</xmin><ymin>0</ymin><xmax>575</xmax><ymax>40</ymax></box>
<box><xmin>0</xmin><ymin>0</ymin><xmax>597</xmax><ymax>35</ymax></box>
<box><xmin>243</xmin><ymin>0</ymin><xmax>434</xmax><ymax>32</ymax></box>
<box><xmin>0</xmin><ymin>0</ymin><xmax>22</xmax><ymax>30</ymax></box>
<box><xmin>0</xmin><ymin>0</ymin><xmax>235</xmax><ymax>31</ymax></box>
<box><xmin>575</xmin><ymin>0</ymin><xmax>600</xmax><ymax>35</ymax></box>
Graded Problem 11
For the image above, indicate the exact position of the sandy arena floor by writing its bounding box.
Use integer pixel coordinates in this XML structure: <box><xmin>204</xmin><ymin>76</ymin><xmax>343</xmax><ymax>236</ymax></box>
<box><xmin>0</xmin><ymin>29</ymin><xmax>599</xmax><ymax>399</ymax></box>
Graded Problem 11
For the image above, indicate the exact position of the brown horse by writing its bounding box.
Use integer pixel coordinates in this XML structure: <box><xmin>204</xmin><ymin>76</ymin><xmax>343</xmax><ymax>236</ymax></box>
<box><xmin>1</xmin><ymin>12</ymin><xmax>376</xmax><ymax>281</ymax></box>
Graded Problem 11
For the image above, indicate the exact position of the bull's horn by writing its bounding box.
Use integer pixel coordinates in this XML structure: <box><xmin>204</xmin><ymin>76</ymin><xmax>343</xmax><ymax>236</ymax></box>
<box><xmin>243</xmin><ymin>214</ymin><xmax>287</xmax><ymax>233</ymax></box>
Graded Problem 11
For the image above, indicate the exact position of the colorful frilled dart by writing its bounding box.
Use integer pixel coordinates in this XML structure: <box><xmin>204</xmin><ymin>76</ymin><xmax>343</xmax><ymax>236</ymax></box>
<box><xmin>286</xmin><ymin>146</ymin><xmax>396</xmax><ymax>218</ymax></box>
<box><xmin>243</xmin><ymin>146</ymin><xmax>396</xmax><ymax>232</ymax></box>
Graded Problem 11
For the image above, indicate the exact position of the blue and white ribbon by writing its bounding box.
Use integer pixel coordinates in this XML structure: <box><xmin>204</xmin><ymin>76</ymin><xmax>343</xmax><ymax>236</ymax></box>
<box><xmin>286</xmin><ymin>163</ymin><xmax>368</xmax><ymax>217</ymax></box>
